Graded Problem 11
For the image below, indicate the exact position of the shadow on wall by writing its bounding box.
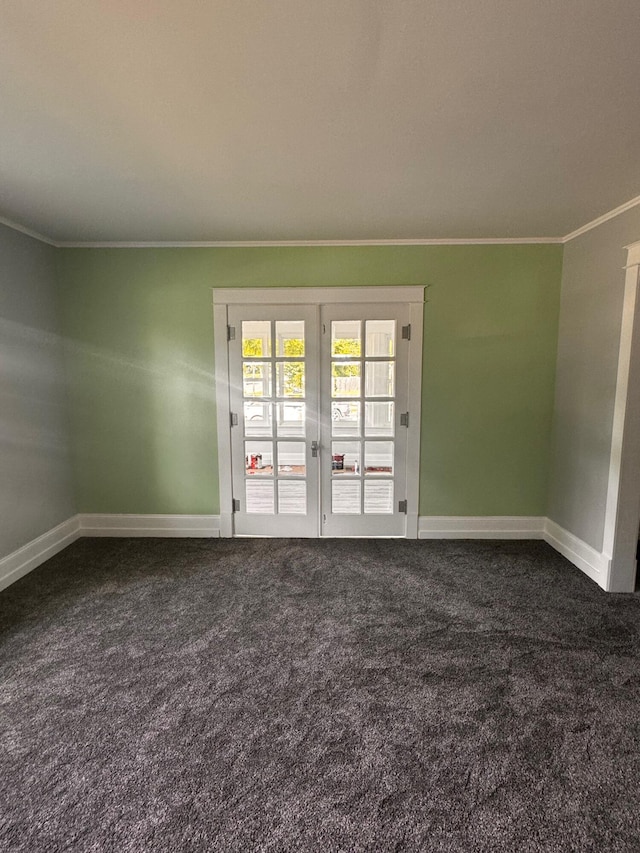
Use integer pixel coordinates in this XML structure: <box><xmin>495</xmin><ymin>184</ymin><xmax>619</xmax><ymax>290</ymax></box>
<box><xmin>0</xmin><ymin>316</ymin><xmax>74</xmax><ymax>555</ymax></box>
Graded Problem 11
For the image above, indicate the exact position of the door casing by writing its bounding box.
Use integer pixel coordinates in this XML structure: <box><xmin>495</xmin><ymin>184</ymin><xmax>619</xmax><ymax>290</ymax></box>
<box><xmin>213</xmin><ymin>286</ymin><xmax>425</xmax><ymax>538</ymax></box>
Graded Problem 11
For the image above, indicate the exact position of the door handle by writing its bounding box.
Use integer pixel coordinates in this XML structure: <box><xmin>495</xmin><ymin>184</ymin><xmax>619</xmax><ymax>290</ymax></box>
<box><xmin>311</xmin><ymin>440</ymin><xmax>320</xmax><ymax>458</ymax></box>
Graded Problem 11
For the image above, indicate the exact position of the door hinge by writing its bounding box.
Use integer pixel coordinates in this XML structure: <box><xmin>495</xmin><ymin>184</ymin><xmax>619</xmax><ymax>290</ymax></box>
<box><xmin>400</xmin><ymin>412</ymin><xmax>410</xmax><ymax>427</ymax></box>
<box><xmin>227</xmin><ymin>325</ymin><xmax>236</xmax><ymax>341</ymax></box>
<box><xmin>398</xmin><ymin>499</ymin><xmax>408</xmax><ymax>514</ymax></box>
<box><xmin>230</xmin><ymin>412</ymin><xmax>239</xmax><ymax>427</ymax></box>
<box><xmin>232</xmin><ymin>498</ymin><xmax>240</xmax><ymax>512</ymax></box>
<box><xmin>401</xmin><ymin>324</ymin><xmax>411</xmax><ymax>340</ymax></box>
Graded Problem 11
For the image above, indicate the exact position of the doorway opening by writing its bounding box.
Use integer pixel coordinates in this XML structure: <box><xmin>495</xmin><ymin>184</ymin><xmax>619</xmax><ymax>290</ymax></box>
<box><xmin>213</xmin><ymin>287</ymin><xmax>425</xmax><ymax>538</ymax></box>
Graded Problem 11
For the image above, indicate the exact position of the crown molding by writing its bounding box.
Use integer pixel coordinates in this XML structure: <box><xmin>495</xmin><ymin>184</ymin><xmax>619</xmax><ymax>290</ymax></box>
<box><xmin>54</xmin><ymin>237</ymin><xmax>562</xmax><ymax>247</ymax></box>
<box><xmin>2</xmin><ymin>193</ymin><xmax>640</xmax><ymax>248</ymax></box>
<box><xmin>0</xmin><ymin>215</ymin><xmax>57</xmax><ymax>246</ymax></box>
<box><xmin>562</xmin><ymin>194</ymin><xmax>640</xmax><ymax>243</ymax></box>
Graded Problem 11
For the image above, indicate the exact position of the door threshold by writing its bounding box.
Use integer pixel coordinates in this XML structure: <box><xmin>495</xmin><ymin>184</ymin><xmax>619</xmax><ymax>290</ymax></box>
<box><xmin>231</xmin><ymin>533</ymin><xmax>406</xmax><ymax>539</ymax></box>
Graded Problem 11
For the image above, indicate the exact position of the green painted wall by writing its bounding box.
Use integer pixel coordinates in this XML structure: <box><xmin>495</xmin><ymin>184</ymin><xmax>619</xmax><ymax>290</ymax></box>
<box><xmin>55</xmin><ymin>245</ymin><xmax>562</xmax><ymax>517</ymax></box>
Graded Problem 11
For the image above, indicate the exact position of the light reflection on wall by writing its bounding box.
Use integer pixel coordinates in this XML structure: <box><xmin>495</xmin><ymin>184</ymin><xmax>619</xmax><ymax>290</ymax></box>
<box><xmin>0</xmin><ymin>317</ymin><xmax>74</xmax><ymax>555</ymax></box>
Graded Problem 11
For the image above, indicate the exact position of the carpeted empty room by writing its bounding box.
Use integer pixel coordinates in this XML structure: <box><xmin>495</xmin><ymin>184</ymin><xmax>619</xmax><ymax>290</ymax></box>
<box><xmin>2</xmin><ymin>537</ymin><xmax>640</xmax><ymax>852</ymax></box>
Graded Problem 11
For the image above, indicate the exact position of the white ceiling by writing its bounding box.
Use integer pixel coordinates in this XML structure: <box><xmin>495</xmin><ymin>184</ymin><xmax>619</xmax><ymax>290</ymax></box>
<box><xmin>1</xmin><ymin>1</ymin><xmax>639</xmax><ymax>243</ymax></box>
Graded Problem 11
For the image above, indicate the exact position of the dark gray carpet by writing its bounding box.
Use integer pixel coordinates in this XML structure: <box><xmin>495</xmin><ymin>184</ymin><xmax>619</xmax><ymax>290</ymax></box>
<box><xmin>1</xmin><ymin>538</ymin><xmax>640</xmax><ymax>852</ymax></box>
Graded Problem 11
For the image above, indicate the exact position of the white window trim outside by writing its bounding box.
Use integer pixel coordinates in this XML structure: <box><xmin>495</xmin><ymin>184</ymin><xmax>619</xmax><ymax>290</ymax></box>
<box><xmin>212</xmin><ymin>286</ymin><xmax>426</xmax><ymax>538</ymax></box>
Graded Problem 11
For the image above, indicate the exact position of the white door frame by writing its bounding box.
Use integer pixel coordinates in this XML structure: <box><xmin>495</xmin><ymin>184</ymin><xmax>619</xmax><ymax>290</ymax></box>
<box><xmin>602</xmin><ymin>242</ymin><xmax>640</xmax><ymax>591</ymax></box>
<box><xmin>212</xmin><ymin>286</ymin><xmax>425</xmax><ymax>538</ymax></box>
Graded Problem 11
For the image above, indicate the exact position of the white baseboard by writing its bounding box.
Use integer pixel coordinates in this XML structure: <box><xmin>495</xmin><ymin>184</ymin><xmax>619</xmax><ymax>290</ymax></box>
<box><xmin>0</xmin><ymin>514</ymin><xmax>222</xmax><ymax>594</ymax></box>
<box><xmin>0</xmin><ymin>517</ymin><xmax>80</xmax><ymax>592</ymax></box>
<box><xmin>418</xmin><ymin>516</ymin><xmax>545</xmax><ymax>539</ymax></box>
<box><xmin>78</xmin><ymin>514</ymin><xmax>221</xmax><ymax>538</ymax></box>
<box><xmin>417</xmin><ymin>515</ymin><xmax>612</xmax><ymax>590</ymax></box>
<box><xmin>0</xmin><ymin>513</ymin><xmax>614</xmax><ymax>596</ymax></box>
<box><xmin>543</xmin><ymin>518</ymin><xmax>610</xmax><ymax>590</ymax></box>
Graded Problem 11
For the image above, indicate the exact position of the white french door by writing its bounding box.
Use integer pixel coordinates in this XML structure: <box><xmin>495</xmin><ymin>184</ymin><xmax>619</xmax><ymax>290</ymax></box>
<box><xmin>216</xmin><ymin>287</ymin><xmax>424</xmax><ymax>538</ymax></box>
<box><xmin>320</xmin><ymin>303</ymin><xmax>410</xmax><ymax>537</ymax></box>
<box><xmin>228</xmin><ymin>304</ymin><xmax>320</xmax><ymax>536</ymax></box>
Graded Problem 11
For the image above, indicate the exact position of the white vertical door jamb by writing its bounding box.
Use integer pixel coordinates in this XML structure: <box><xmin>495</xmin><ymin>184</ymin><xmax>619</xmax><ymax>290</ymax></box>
<box><xmin>405</xmin><ymin>300</ymin><xmax>425</xmax><ymax>538</ymax></box>
<box><xmin>213</xmin><ymin>300</ymin><xmax>234</xmax><ymax>537</ymax></box>
<box><xmin>602</xmin><ymin>241</ymin><xmax>640</xmax><ymax>591</ymax></box>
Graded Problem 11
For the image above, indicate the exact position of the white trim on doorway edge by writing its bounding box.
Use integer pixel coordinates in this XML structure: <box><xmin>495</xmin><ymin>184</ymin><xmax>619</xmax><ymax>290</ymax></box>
<box><xmin>600</xmin><ymin>242</ymin><xmax>640</xmax><ymax>591</ymax></box>
<box><xmin>212</xmin><ymin>285</ymin><xmax>427</xmax><ymax>540</ymax></box>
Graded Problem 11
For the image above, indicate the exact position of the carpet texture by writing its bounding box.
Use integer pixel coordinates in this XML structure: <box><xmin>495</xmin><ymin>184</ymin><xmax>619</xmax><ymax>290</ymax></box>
<box><xmin>1</xmin><ymin>538</ymin><xmax>640</xmax><ymax>852</ymax></box>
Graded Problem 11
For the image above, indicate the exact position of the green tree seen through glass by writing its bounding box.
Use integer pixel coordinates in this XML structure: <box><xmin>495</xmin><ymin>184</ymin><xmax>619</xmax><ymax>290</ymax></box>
<box><xmin>243</xmin><ymin>337</ymin><xmax>360</xmax><ymax>396</ymax></box>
